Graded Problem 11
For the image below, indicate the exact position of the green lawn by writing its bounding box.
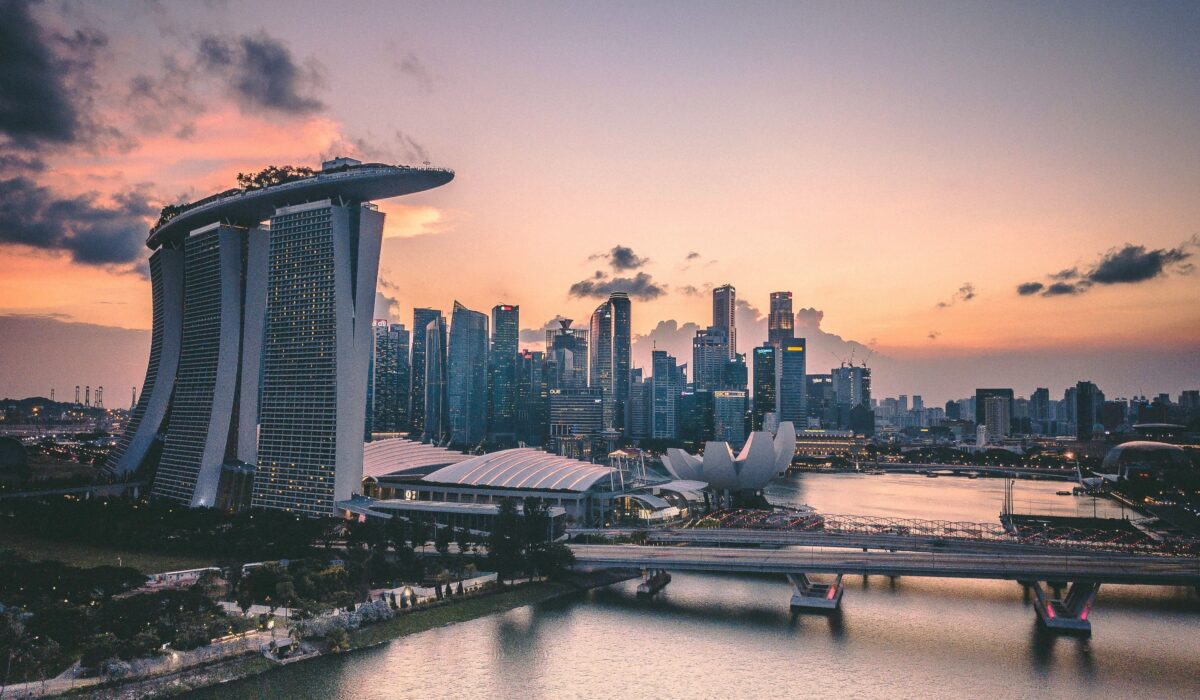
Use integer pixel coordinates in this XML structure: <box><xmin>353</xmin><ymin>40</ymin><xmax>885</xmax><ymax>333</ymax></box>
<box><xmin>347</xmin><ymin>582</ymin><xmax>575</xmax><ymax>649</ymax></box>
<box><xmin>0</xmin><ymin>530</ymin><xmax>218</xmax><ymax>573</ymax></box>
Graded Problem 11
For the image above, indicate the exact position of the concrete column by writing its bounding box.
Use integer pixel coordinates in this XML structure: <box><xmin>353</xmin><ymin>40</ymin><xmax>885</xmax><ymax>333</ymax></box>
<box><xmin>788</xmin><ymin>572</ymin><xmax>844</xmax><ymax>610</ymax></box>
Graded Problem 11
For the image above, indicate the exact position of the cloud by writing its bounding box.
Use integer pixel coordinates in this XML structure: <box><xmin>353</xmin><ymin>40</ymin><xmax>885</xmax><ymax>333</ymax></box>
<box><xmin>198</xmin><ymin>33</ymin><xmax>325</xmax><ymax>114</ymax></box>
<box><xmin>397</xmin><ymin>52</ymin><xmax>434</xmax><ymax>94</ymax></box>
<box><xmin>795</xmin><ymin>307</ymin><xmax>824</xmax><ymax>330</ymax></box>
<box><xmin>519</xmin><ymin>316</ymin><xmax>574</xmax><ymax>344</ymax></box>
<box><xmin>126</xmin><ymin>54</ymin><xmax>205</xmax><ymax>138</ymax></box>
<box><xmin>686</xmin><ymin>251</ymin><xmax>701</xmax><ymax>261</ymax></box>
<box><xmin>678</xmin><ymin>284</ymin><xmax>709</xmax><ymax>297</ymax></box>
<box><xmin>928</xmin><ymin>331</ymin><xmax>940</xmax><ymax>341</ymax></box>
<box><xmin>1017</xmin><ymin>240</ymin><xmax>1194</xmax><ymax>298</ymax></box>
<box><xmin>568</xmin><ymin>271</ymin><xmax>665</xmax><ymax>300</ymax></box>
<box><xmin>374</xmin><ymin>291</ymin><xmax>400</xmax><ymax>322</ymax></box>
<box><xmin>936</xmin><ymin>282</ymin><xmax>977</xmax><ymax>308</ymax></box>
<box><xmin>589</xmin><ymin>244</ymin><xmax>649</xmax><ymax>271</ymax></box>
<box><xmin>0</xmin><ymin>1</ymin><xmax>107</xmax><ymax>148</ymax></box>
<box><xmin>0</xmin><ymin>176</ymin><xmax>155</xmax><ymax>269</ymax></box>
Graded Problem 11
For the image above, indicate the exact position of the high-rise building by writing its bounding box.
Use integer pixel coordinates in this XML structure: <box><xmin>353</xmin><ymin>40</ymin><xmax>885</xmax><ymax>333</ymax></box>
<box><xmin>610</xmin><ymin>293</ymin><xmax>632</xmax><ymax>433</ymax></box>
<box><xmin>546</xmin><ymin>319</ymin><xmax>589</xmax><ymax>388</ymax></box>
<box><xmin>515</xmin><ymin>350</ymin><xmax>550</xmax><ymax>446</ymax></box>
<box><xmin>108</xmin><ymin>159</ymin><xmax>453</xmax><ymax>516</ymax></box>
<box><xmin>712</xmin><ymin>284</ymin><xmax>737</xmax><ymax>359</ymax></box>
<box><xmin>691</xmin><ymin>326</ymin><xmax>730</xmax><ymax>392</ymax></box>
<box><xmin>489</xmin><ymin>304</ymin><xmax>519</xmax><ymax>440</ymax></box>
<box><xmin>713</xmin><ymin>390</ymin><xmax>748</xmax><ymax>444</ymax></box>
<box><xmin>778</xmin><ymin>338</ymin><xmax>807</xmax><ymax>425</ymax></box>
<box><xmin>768</xmin><ymin>291</ymin><xmax>794</xmax><ymax>346</ymax></box>
<box><xmin>650</xmin><ymin>349</ymin><xmax>680</xmax><ymax>439</ymax></box>
<box><xmin>722</xmin><ymin>353</ymin><xmax>748</xmax><ymax>392</ymax></box>
<box><xmin>409</xmin><ymin>307</ymin><xmax>444</xmax><ymax>435</ymax></box>
<box><xmin>447</xmin><ymin>302</ymin><xmax>488</xmax><ymax>447</ymax></box>
<box><xmin>423</xmin><ymin>315</ymin><xmax>449</xmax><ymax>443</ymax></box>
<box><xmin>589</xmin><ymin>299</ymin><xmax>615</xmax><ymax>430</ymax></box>
<box><xmin>974</xmin><ymin>388</ymin><xmax>1014</xmax><ymax>428</ymax></box>
<box><xmin>831</xmin><ymin>364</ymin><xmax>871</xmax><ymax>411</ymax></box>
<box><xmin>806</xmin><ymin>374</ymin><xmax>834</xmax><ymax>424</ymax></box>
<box><xmin>984</xmin><ymin>395</ymin><xmax>1010</xmax><ymax>440</ymax></box>
<box><xmin>370</xmin><ymin>320</ymin><xmax>410</xmax><ymax>435</ymax></box>
<box><xmin>627</xmin><ymin>368</ymin><xmax>651</xmax><ymax>440</ymax></box>
<box><xmin>1030</xmin><ymin>387</ymin><xmax>1051</xmax><ymax>434</ymax></box>
<box><xmin>1075</xmin><ymin>380</ymin><xmax>1099</xmax><ymax>442</ymax></box>
<box><xmin>751</xmin><ymin>344</ymin><xmax>777</xmax><ymax>430</ymax></box>
<box><xmin>548</xmin><ymin>386</ymin><xmax>604</xmax><ymax>452</ymax></box>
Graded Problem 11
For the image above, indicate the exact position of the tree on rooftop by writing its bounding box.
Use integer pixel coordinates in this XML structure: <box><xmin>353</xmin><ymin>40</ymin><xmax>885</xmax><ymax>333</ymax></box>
<box><xmin>236</xmin><ymin>165</ymin><xmax>316</xmax><ymax>191</ymax></box>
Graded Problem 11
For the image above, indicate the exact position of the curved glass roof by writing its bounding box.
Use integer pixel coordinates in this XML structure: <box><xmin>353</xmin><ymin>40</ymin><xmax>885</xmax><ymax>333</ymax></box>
<box><xmin>422</xmin><ymin>448</ymin><xmax>617</xmax><ymax>492</ymax></box>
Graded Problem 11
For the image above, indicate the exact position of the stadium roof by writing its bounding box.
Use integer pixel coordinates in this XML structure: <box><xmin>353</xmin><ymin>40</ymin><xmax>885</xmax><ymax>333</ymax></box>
<box><xmin>362</xmin><ymin>438</ymin><xmax>471</xmax><ymax>480</ymax></box>
<box><xmin>422</xmin><ymin>448</ymin><xmax>618</xmax><ymax>492</ymax></box>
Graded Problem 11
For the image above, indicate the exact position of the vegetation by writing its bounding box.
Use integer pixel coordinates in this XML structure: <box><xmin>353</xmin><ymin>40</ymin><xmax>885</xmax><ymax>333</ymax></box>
<box><xmin>0</xmin><ymin>552</ymin><xmax>250</xmax><ymax>685</ymax></box>
<box><xmin>487</xmin><ymin>498</ymin><xmax>576</xmax><ymax>584</ymax></box>
<box><xmin>235</xmin><ymin>165</ymin><xmax>316</xmax><ymax>190</ymax></box>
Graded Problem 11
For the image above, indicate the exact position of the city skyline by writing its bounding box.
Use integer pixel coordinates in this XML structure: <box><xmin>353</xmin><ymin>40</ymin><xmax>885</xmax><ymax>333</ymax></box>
<box><xmin>1</xmin><ymin>1</ymin><xmax>1199</xmax><ymax>403</ymax></box>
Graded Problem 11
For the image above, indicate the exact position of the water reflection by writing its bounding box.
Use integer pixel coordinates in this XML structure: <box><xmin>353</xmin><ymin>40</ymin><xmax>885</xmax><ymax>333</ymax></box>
<box><xmin>186</xmin><ymin>473</ymin><xmax>1199</xmax><ymax>700</ymax></box>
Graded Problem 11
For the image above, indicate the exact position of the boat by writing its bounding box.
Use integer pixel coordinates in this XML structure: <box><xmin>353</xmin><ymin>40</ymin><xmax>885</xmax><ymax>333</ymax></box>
<box><xmin>1055</xmin><ymin>490</ymin><xmax>1071</xmax><ymax>496</ymax></box>
<box><xmin>925</xmin><ymin>472</ymin><xmax>938</xmax><ymax>478</ymax></box>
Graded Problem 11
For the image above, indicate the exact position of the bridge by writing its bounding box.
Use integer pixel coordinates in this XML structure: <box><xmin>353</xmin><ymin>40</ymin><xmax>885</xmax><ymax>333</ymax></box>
<box><xmin>568</xmin><ymin>543</ymin><xmax>1200</xmax><ymax>633</ymax></box>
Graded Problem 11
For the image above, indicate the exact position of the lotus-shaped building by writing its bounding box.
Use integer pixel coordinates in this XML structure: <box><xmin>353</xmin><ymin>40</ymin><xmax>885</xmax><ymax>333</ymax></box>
<box><xmin>661</xmin><ymin>422</ymin><xmax>796</xmax><ymax>491</ymax></box>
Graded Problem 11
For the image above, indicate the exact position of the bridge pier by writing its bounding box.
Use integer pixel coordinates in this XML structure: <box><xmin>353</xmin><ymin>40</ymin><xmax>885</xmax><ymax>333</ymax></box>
<box><xmin>636</xmin><ymin>569</ymin><xmax>671</xmax><ymax>597</ymax></box>
<box><xmin>1030</xmin><ymin>581</ymin><xmax>1099</xmax><ymax>634</ymax></box>
<box><xmin>788</xmin><ymin>573</ymin><xmax>844</xmax><ymax>610</ymax></box>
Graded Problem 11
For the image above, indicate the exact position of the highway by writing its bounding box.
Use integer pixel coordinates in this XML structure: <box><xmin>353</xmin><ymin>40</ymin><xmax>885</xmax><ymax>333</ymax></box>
<box><xmin>569</xmin><ymin>544</ymin><xmax>1200</xmax><ymax>586</ymax></box>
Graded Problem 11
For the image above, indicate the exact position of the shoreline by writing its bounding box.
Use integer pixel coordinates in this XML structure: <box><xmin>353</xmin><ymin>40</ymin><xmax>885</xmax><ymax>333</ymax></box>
<box><xmin>60</xmin><ymin>570</ymin><xmax>637</xmax><ymax>699</ymax></box>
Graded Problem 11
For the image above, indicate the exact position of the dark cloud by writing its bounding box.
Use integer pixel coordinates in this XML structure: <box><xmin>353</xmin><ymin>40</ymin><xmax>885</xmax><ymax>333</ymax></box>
<box><xmin>1088</xmin><ymin>243</ymin><xmax>1190</xmax><ymax>285</ymax></box>
<box><xmin>589</xmin><ymin>244</ymin><xmax>649</xmax><ymax>271</ymax></box>
<box><xmin>0</xmin><ymin>154</ymin><xmax>46</xmax><ymax>172</ymax></box>
<box><xmin>686</xmin><ymin>251</ymin><xmax>701</xmax><ymax>261</ymax></box>
<box><xmin>0</xmin><ymin>176</ymin><xmax>154</xmax><ymax>269</ymax></box>
<box><xmin>937</xmin><ymin>282</ymin><xmax>976</xmax><ymax>308</ymax></box>
<box><xmin>568</xmin><ymin>271</ymin><xmax>665</xmax><ymax>300</ymax></box>
<box><xmin>928</xmin><ymin>331</ymin><xmax>941</xmax><ymax>341</ymax></box>
<box><xmin>126</xmin><ymin>54</ymin><xmax>204</xmax><ymax>138</ymax></box>
<box><xmin>198</xmin><ymin>33</ymin><xmax>325</xmax><ymax>114</ymax></box>
<box><xmin>0</xmin><ymin>1</ymin><xmax>108</xmax><ymax>147</ymax></box>
<box><xmin>1043</xmin><ymin>282</ymin><xmax>1085</xmax><ymax>296</ymax></box>
<box><xmin>1017</xmin><ymin>240</ymin><xmax>1194</xmax><ymax>298</ymax></box>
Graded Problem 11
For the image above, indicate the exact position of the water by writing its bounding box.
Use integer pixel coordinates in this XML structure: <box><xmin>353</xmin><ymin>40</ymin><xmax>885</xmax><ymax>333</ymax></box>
<box><xmin>190</xmin><ymin>474</ymin><xmax>1199</xmax><ymax>699</ymax></box>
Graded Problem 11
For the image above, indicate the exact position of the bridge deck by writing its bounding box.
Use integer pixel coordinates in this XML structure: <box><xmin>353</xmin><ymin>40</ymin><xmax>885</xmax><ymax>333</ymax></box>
<box><xmin>569</xmin><ymin>544</ymin><xmax>1200</xmax><ymax>586</ymax></box>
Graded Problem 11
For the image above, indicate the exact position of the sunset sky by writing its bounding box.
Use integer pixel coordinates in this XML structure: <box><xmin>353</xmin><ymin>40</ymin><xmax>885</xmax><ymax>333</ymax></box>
<box><xmin>1</xmin><ymin>0</ymin><xmax>1198</xmax><ymax>403</ymax></box>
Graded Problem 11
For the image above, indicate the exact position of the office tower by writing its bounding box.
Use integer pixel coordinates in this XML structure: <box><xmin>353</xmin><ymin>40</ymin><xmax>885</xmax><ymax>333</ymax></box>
<box><xmin>974</xmin><ymin>388</ymin><xmax>1014</xmax><ymax>428</ymax></box>
<box><xmin>423</xmin><ymin>315</ymin><xmax>449</xmax><ymax>443</ymax></box>
<box><xmin>1030</xmin><ymin>387</ymin><xmax>1050</xmax><ymax>434</ymax></box>
<box><xmin>409</xmin><ymin>307</ymin><xmax>444</xmax><ymax>435</ymax></box>
<box><xmin>589</xmin><ymin>299</ymin><xmax>615</xmax><ymax>430</ymax></box>
<box><xmin>627</xmin><ymin>368</ymin><xmax>651</xmax><ymax>440</ymax></box>
<box><xmin>806</xmin><ymin>374</ymin><xmax>834</xmax><ymax>424</ymax></box>
<box><xmin>447</xmin><ymin>302</ymin><xmax>488</xmax><ymax>446</ymax></box>
<box><xmin>778</xmin><ymin>338</ymin><xmax>807</xmax><ymax>425</ymax></box>
<box><xmin>691</xmin><ymin>326</ymin><xmax>730</xmax><ymax>392</ymax></box>
<box><xmin>723</xmin><ymin>353</ymin><xmax>748</xmax><ymax>392</ymax></box>
<box><xmin>516</xmin><ymin>350</ymin><xmax>551</xmax><ymax>445</ymax></box>
<box><xmin>984</xmin><ymin>396</ymin><xmax>1010</xmax><ymax>440</ymax></box>
<box><xmin>548</xmin><ymin>386</ymin><xmax>604</xmax><ymax>452</ymax></box>
<box><xmin>1075</xmin><ymin>381</ymin><xmax>1099</xmax><ymax>441</ymax></box>
<box><xmin>751</xmin><ymin>344</ymin><xmax>777</xmax><ymax>430</ymax></box>
<box><xmin>546</xmin><ymin>319</ymin><xmax>589</xmax><ymax>388</ymax></box>
<box><xmin>650</xmin><ymin>349</ymin><xmax>680</xmax><ymax>439</ymax></box>
<box><xmin>610</xmin><ymin>293</ymin><xmax>632</xmax><ymax>433</ymax></box>
<box><xmin>489</xmin><ymin>304</ymin><xmax>519</xmax><ymax>440</ymax></box>
<box><xmin>898</xmin><ymin>394</ymin><xmax>909</xmax><ymax>413</ymax></box>
<box><xmin>768</xmin><ymin>291</ymin><xmax>794</xmax><ymax>346</ymax></box>
<box><xmin>370</xmin><ymin>320</ymin><xmax>410</xmax><ymax>435</ymax></box>
<box><xmin>713</xmin><ymin>390</ymin><xmax>748</xmax><ymax>444</ymax></box>
<box><xmin>945</xmin><ymin>399</ymin><xmax>961</xmax><ymax>421</ymax></box>
<box><xmin>912</xmin><ymin>395</ymin><xmax>923</xmax><ymax>412</ymax></box>
<box><xmin>831</xmin><ymin>364</ymin><xmax>871</xmax><ymax>410</ymax></box>
<box><xmin>677</xmin><ymin>389</ymin><xmax>713</xmax><ymax>445</ymax></box>
<box><xmin>712</xmin><ymin>284</ymin><xmax>737</xmax><ymax>359</ymax></box>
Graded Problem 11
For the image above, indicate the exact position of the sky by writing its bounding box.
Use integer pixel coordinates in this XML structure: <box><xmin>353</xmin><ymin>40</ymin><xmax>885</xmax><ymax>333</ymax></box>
<box><xmin>1</xmin><ymin>0</ymin><xmax>1198</xmax><ymax>405</ymax></box>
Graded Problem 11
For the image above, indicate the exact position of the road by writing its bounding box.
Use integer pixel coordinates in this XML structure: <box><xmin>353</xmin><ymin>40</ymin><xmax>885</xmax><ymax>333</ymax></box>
<box><xmin>569</xmin><ymin>544</ymin><xmax>1200</xmax><ymax>586</ymax></box>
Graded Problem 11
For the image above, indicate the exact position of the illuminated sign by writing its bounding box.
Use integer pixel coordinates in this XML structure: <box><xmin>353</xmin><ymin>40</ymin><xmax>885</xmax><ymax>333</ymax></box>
<box><xmin>787</xmin><ymin>345</ymin><xmax>805</xmax><ymax>352</ymax></box>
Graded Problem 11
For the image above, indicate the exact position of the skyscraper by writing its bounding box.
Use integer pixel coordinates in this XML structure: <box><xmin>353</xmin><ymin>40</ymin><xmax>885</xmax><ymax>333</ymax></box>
<box><xmin>768</xmin><ymin>291</ymin><xmax>794</xmax><ymax>346</ymax></box>
<box><xmin>370</xmin><ymin>320</ymin><xmax>410</xmax><ymax>435</ymax></box>
<box><xmin>751</xmin><ymin>344</ymin><xmax>777</xmax><ymax>430</ymax></box>
<box><xmin>546</xmin><ymin>319</ymin><xmax>589</xmax><ymax>388</ymax></box>
<box><xmin>691</xmin><ymin>326</ymin><xmax>730</xmax><ymax>392</ymax></box>
<box><xmin>713</xmin><ymin>390</ymin><xmax>748</xmax><ymax>444</ymax></box>
<box><xmin>650</xmin><ymin>349</ymin><xmax>680</xmax><ymax>439</ymax></box>
<box><xmin>106</xmin><ymin>159</ymin><xmax>453</xmax><ymax>516</ymax></box>
<box><xmin>447</xmin><ymin>301</ymin><xmax>488</xmax><ymax>446</ymax></box>
<box><xmin>589</xmin><ymin>300</ymin><xmax>614</xmax><ymax>429</ymax></box>
<box><xmin>984</xmin><ymin>396</ymin><xmax>1011</xmax><ymax>439</ymax></box>
<box><xmin>1030</xmin><ymin>387</ymin><xmax>1050</xmax><ymax>434</ymax></box>
<box><xmin>423</xmin><ymin>315</ymin><xmax>448</xmax><ymax>443</ymax></box>
<box><xmin>974</xmin><ymin>388</ymin><xmax>1014</xmax><ymax>429</ymax></box>
<box><xmin>712</xmin><ymin>284</ymin><xmax>737</xmax><ymax>359</ymax></box>
<box><xmin>1075</xmin><ymin>380</ymin><xmax>1099</xmax><ymax>442</ymax></box>
<box><xmin>627</xmin><ymin>367</ymin><xmax>651</xmax><ymax>440</ymax></box>
<box><xmin>409</xmin><ymin>307</ymin><xmax>444</xmax><ymax>435</ymax></box>
<box><xmin>778</xmin><ymin>338</ymin><xmax>807</xmax><ymax>425</ymax></box>
<box><xmin>489</xmin><ymin>304</ymin><xmax>519</xmax><ymax>440</ymax></box>
<box><xmin>610</xmin><ymin>293</ymin><xmax>632</xmax><ymax>433</ymax></box>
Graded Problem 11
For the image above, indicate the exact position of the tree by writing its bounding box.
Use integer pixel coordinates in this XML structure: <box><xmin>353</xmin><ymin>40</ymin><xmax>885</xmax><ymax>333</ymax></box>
<box><xmin>325</xmin><ymin>627</ymin><xmax>349</xmax><ymax>653</ymax></box>
<box><xmin>235</xmin><ymin>165</ymin><xmax>315</xmax><ymax>191</ymax></box>
<box><xmin>488</xmin><ymin>499</ymin><xmax>524</xmax><ymax>584</ymax></box>
<box><xmin>434</xmin><ymin>525</ymin><xmax>452</xmax><ymax>556</ymax></box>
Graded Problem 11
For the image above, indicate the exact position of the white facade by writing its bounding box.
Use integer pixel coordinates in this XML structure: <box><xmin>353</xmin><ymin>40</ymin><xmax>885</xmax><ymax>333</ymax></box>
<box><xmin>662</xmin><ymin>421</ymin><xmax>796</xmax><ymax>491</ymax></box>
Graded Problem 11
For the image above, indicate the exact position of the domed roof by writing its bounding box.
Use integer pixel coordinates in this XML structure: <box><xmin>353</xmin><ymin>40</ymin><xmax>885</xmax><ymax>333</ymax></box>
<box><xmin>1101</xmin><ymin>441</ymin><xmax>1191</xmax><ymax>474</ymax></box>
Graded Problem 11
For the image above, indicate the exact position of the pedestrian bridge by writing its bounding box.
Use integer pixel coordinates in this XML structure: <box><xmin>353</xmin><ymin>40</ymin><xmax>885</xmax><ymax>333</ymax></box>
<box><xmin>568</xmin><ymin>543</ymin><xmax>1200</xmax><ymax>634</ymax></box>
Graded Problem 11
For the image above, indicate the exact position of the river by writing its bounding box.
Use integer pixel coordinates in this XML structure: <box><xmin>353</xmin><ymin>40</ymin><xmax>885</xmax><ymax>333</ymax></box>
<box><xmin>189</xmin><ymin>473</ymin><xmax>1200</xmax><ymax>699</ymax></box>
